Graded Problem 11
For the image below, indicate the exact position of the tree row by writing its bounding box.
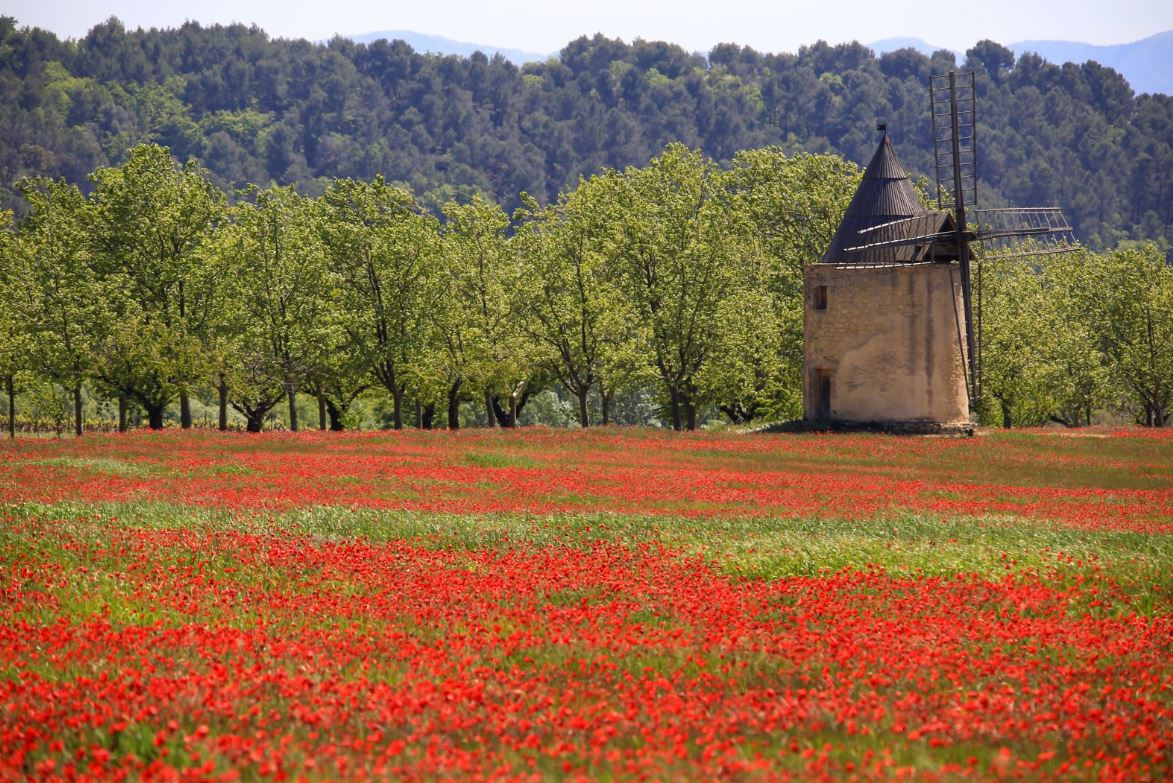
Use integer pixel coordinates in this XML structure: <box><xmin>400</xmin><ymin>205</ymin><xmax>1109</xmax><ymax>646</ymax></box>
<box><xmin>1</xmin><ymin>143</ymin><xmax>1169</xmax><ymax>437</ymax></box>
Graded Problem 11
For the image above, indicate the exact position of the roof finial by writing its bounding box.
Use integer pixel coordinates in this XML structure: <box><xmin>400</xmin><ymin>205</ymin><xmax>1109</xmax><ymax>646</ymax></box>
<box><xmin>877</xmin><ymin>121</ymin><xmax>887</xmax><ymax>135</ymax></box>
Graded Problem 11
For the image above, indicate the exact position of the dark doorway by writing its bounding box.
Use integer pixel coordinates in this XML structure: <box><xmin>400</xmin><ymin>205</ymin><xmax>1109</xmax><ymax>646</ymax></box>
<box><xmin>815</xmin><ymin>369</ymin><xmax>831</xmax><ymax>419</ymax></box>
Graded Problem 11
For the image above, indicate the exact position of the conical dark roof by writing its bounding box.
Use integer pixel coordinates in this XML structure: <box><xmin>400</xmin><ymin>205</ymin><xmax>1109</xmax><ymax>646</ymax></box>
<box><xmin>821</xmin><ymin>133</ymin><xmax>932</xmax><ymax>265</ymax></box>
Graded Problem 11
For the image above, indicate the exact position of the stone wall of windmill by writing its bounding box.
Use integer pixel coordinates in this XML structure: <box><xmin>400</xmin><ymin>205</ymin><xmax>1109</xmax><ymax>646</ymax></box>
<box><xmin>802</xmin><ymin>263</ymin><xmax>970</xmax><ymax>428</ymax></box>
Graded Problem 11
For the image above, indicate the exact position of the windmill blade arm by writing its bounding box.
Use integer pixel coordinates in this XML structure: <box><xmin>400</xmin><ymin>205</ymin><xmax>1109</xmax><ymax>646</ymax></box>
<box><xmin>854</xmin><ymin>215</ymin><xmax>936</xmax><ymax>235</ymax></box>
<box><xmin>972</xmin><ymin>207</ymin><xmax>1073</xmax><ymax>234</ymax></box>
<box><xmin>841</xmin><ymin>231</ymin><xmax>956</xmax><ymax>253</ymax></box>
<box><xmin>978</xmin><ymin>226</ymin><xmax>1071</xmax><ymax>241</ymax></box>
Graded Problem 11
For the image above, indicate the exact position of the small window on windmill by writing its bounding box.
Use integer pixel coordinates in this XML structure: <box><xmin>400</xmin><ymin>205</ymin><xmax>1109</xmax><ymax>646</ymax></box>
<box><xmin>813</xmin><ymin>285</ymin><xmax>828</xmax><ymax>310</ymax></box>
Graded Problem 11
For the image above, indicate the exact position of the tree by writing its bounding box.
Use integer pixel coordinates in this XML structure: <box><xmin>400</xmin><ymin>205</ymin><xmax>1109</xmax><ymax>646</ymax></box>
<box><xmin>87</xmin><ymin>144</ymin><xmax>225</xmax><ymax>429</ymax></box>
<box><xmin>1042</xmin><ymin>252</ymin><xmax>1111</xmax><ymax>426</ymax></box>
<box><xmin>608</xmin><ymin>144</ymin><xmax>738</xmax><ymax>430</ymax></box>
<box><xmin>513</xmin><ymin>174</ymin><xmax>632</xmax><ymax>427</ymax></box>
<box><xmin>1081</xmin><ymin>244</ymin><xmax>1172</xmax><ymax>426</ymax></box>
<box><xmin>319</xmin><ymin>176</ymin><xmax>440</xmax><ymax>429</ymax></box>
<box><xmin>0</xmin><ymin>210</ymin><xmax>32</xmax><ymax>437</ymax></box>
<box><xmin>978</xmin><ymin>258</ymin><xmax>1068</xmax><ymax>428</ymax></box>
<box><xmin>13</xmin><ymin>179</ymin><xmax>98</xmax><ymax>436</ymax></box>
<box><xmin>439</xmin><ymin>196</ymin><xmax>531</xmax><ymax>427</ymax></box>
<box><xmin>221</xmin><ymin>185</ymin><xmax>333</xmax><ymax>432</ymax></box>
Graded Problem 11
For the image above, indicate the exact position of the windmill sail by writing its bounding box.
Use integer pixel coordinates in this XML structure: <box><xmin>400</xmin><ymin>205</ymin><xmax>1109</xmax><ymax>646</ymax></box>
<box><xmin>972</xmin><ymin>208</ymin><xmax>1076</xmax><ymax>256</ymax></box>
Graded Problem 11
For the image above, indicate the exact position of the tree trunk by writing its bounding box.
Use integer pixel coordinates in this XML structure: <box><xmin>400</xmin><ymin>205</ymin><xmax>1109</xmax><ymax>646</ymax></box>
<box><xmin>5</xmin><ymin>375</ymin><xmax>14</xmax><ymax>439</ymax></box>
<box><xmin>147</xmin><ymin>405</ymin><xmax>165</xmax><ymax>430</ymax></box>
<box><xmin>392</xmin><ymin>388</ymin><xmax>404</xmax><ymax>430</ymax></box>
<box><xmin>218</xmin><ymin>381</ymin><xmax>228</xmax><ymax>431</ymax></box>
<box><xmin>317</xmin><ymin>390</ymin><xmax>327</xmax><ymax>431</ymax></box>
<box><xmin>422</xmin><ymin>404</ymin><xmax>435</xmax><ymax>430</ymax></box>
<box><xmin>684</xmin><ymin>395</ymin><xmax>697</xmax><ymax>431</ymax></box>
<box><xmin>1001</xmin><ymin>399</ymin><xmax>1013</xmax><ymax>429</ymax></box>
<box><xmin>447</xmin><ymin>381</ymin><xmax>461</xmax><ymax>430</ymax></box>
<box><xmin>414</xmin><ymin>398</ymin><xmax>423</xmax><ymax>429</ymax></box>
<box><xmin>74</xmin><ymin>383</ymin><xmax>83</xmax><ymax>437</ymax></box>
<box><xmin>180</xmin><ymin>392</ymin><xmax>192</xmax><ymax>429</ymax></box>
<box><xmin>668</xmin><ymin>387</ymin><xmax>682</xmax><ymax>432</ymax></box>
<box><xmin>246</xmin><ymin>412</ymin><xmax>264</xmax><ymax>433</ymax></box>
<box><xmin>118</xmin><ymin>395</ymin><xmax>128</xmax><ymax>433</ymax></box>
<box><xmin>577</xmin><ymin>387</ymin><xmax>590</xmax><ymax>428</ymax></box>
<box><xmin>484</xmin><ymin>391</ymin><xmax>496</xmax><ymax>428</ymax></box>
<box><xmin>287</xmin><ymin>387</ymin><xmax>298</xmax><ymax>432</ymax></box>
<box><xmin>325</xmin><ymin>399</ymin><xmax>345</xmax><ymax>431</ymax></box>
<box><xmin>491</xmin><ymin>395</ymin><xmax>513</xmax><ymax>427</ymax></box>
<box><xmin>601</xmin><ymin>389</ymin><xmax>613</xmax><ymax>426</ymax></box>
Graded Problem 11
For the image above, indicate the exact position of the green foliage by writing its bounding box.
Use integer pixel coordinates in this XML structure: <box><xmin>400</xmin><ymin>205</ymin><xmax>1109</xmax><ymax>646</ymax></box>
<box><xmin>0</xmin><ymin>21</ymin><xmax>1166</xmax><ymax>258</ymax></box>
<box><xmin>702</xmin><ymin>150</ymin><xmax>860</xmax><ymax>422</ymax></box>
<box><xmin>979</xmin><ymin>259</ymin><xmax>1066</xmax><ymax>427</ymax></box>
<box><xmin>319</xmin><ymin>176</ymin><xmax>440</xmax><ymax>428</ymax></box>
<box><xmin>513</xmin><ymin>174</ymin><xmax>635</xmax><ymax>426</ymax></box>
<box><xmin>1076</xmin><ymin>244</ymin><xmax>1173</xmax><ymax>425</ymax></box>
<box><xmin>608</xmin><ymin>145</ymin><xmax>739</xmax><ymax>430</ymax></box>
<box><xmin>85</xmin><ymin>145</ymin><xmax>225</xmax><ymax>426</ymax></box>
<box><xmin>11</xmin><ymin>178</ymin><xmax>97</xmax><ymax>433</ymax></box>
<box><xmin>220</xmin><ymin>186</ymin><xmax>332</xmax><ymax>431</ymax></box>
<box><xmin>978</xmin><ymin>243</ymin><xmax>1172</xmax><ymax>428</ymax></box>
<box><xmin>435</xmin><ymin>196</ymin><xmax>531</xmax><ymax>425</ymax></box>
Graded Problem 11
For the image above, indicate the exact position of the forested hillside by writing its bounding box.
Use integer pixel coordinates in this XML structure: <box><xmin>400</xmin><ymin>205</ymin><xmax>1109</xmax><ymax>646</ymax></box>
<box><xmin>1</xmin><ymin>17</ymin><xmax>1169</xmax><ymax>253</ymax></box>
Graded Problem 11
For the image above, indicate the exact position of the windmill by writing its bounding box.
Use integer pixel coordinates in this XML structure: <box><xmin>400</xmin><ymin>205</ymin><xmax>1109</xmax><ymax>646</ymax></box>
<box><xmin>802</xmin><ymin>70</ymin><xmax>1075</xmax><ymax>431</ymax></box>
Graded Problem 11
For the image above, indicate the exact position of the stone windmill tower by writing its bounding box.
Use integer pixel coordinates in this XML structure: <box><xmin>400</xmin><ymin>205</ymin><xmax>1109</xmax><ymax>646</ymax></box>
<box><xmin>803</xmin><ymin>71</ymin><xmax>1074</xmax><ymax>433</ymax></box>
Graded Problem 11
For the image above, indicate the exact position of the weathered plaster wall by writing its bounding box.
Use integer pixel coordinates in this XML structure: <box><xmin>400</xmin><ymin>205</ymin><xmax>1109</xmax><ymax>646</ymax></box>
<box><xmin>803</xmin><ymin>263</ymin><xmax>970</xmax><ymax>424</ymax></box>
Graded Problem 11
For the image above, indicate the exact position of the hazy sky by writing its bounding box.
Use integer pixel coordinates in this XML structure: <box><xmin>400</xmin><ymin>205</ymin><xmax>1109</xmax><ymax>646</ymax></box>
<box><xmin>6</xmin><ymin>0</ymin><xmax>1172</xmax><ymax>54</ymax></box>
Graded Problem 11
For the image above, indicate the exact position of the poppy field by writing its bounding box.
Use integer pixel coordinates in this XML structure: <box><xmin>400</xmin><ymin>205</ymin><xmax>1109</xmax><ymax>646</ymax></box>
<box><xmin>1</xmin><ymin>427</ymin><xmax>1170</xmax><ymax>781</ymax></box>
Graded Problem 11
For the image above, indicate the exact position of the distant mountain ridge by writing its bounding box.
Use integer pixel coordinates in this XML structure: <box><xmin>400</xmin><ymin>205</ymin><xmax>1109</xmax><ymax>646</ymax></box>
<box><xmin>341</xmin><ymin>29</ymin><xmax>1171</xmax><ymax>95</ymax></box>
<box><xmin>340</xmin><ymin>30</ymin><xmax>549</xmax><ymax>65</ymax></box>
<box><xmin>1007</xmin><ymin>31</ymin><xmax>1172</xmax><ymax>95</ymax></box>
<box><xmin>868</xmin><ymin>38</ymin><xmax>960</xmax><ymax>59</ymax></box>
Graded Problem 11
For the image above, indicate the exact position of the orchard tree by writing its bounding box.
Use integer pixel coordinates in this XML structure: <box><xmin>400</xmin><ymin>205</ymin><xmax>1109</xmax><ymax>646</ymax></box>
<box><xmin>91</xmin><ymin>307</ymin><xmax>204</xmax><ymax>430</ymax></box>
<box><xmin>319</xmin><ymin>176</ymin><xmax>440</xmax><ymax>429</ymax></box>
<box><xmin>440</xmin><ymin>196</ymin><xmax>532</xmax><ymax>427</ymax></box>
<box><xmin>0</xmin><ymin>210</ymin><xmax>31</xmax><ymax>437</ymax></box>
<box><xmin>1042</xmin><ymin>251</ymin><xmax>1111</xmax><ymax>426</ymax></box>
<box><xmin>514</xmin><ymin>173</ymin><xmax>633</xmax><ymax>428</ymax></box>
<box><xmin>706</xmin><ymin>149</ymin><xmax>859</xmax><ymax>423</ymax></box>
<box><xmin>88</xmin><ymin>144</ymin><xmax>225</xmax><ymax>429</ymax></box>
<box><xmin>14</xmin><ymin>179</ymin><xmax>99</xmax><ymax>436</ymax></box>
<box><xmin>310</xmin><ymin>347</ymin><xmax>371</xmax><ymax>431</ymax></box>
<box><xmin>978</xmin><ymin>259</ymin><xmax>1066</xmax><ymax>428</ymax></box>
<box><xmin>608</xmin><ymin>144</ymin><xmax>739</xmax><ymax>430</ymax></box>
<box><xmin>222</xmin><ymin>185</ymin><xmax>333</xmax><ymax>432</ymax></box>
<box><xmin>1082</xmin><ymin>244</ymin><xmax>1172</xmax><ymax>426</ymax></box>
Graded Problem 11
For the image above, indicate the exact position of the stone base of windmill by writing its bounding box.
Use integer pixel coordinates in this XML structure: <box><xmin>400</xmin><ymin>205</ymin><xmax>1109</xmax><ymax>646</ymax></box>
<box><xmin>810</xmin><ymin>418</ymin><xmax>975</xmax><ymax>436</ymax></box>
<box><xmin>802</xmin><ymin>263</ymin><xmax>973</xmax><ymax>434</ymax></box>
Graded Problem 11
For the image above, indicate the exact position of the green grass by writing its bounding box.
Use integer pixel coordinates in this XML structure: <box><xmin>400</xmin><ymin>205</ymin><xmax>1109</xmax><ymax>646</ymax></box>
<box><xmin>25</xmin><ymin>456</ymin><xmax>157</xmax><ymax>478</ymax></box>
<box><xmin>5</xmin><ymin>500</ymin><xmax>1169</xmax><ymax>614</ymax></box>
